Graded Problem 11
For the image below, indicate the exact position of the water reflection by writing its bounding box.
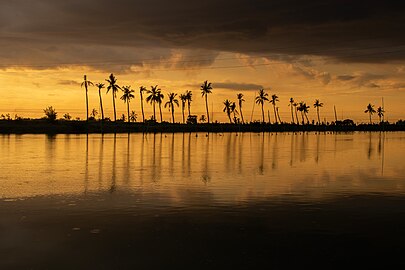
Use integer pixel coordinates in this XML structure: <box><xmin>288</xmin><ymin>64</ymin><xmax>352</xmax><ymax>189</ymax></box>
<box><xmin>0</xmin><ymin>132</ymin><xmax>404</xmax><ymax>200</ymax></box>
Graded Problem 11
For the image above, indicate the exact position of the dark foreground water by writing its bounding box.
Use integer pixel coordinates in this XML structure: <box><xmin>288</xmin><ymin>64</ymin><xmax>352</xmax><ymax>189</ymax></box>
<box><xmin>1</xmin><ymin>132</ymin><xmax>405</xmax><ymax>268</ymax></box>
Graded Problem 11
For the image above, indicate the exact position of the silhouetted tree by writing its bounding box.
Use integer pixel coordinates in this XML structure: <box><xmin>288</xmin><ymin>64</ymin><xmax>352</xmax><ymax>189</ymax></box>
<box><xmin>130</xmin><ymin>111</ymin><xmax>137</xmax><ymax>122</ymax></box>
<box><xmin>237</xmin><ymin>93</ymin><xmax>245</xmax><ymax>124</ymax></box>
<box><xmin>270</xmin><ymin>94</ymin><xmax>279</xmax><ymax>124</ymax></box>
<box><xmin>298</xmin><ymin>102</ymin><xmax>309</xmax><ymax>124</ymax></box>
<box><xmin>185</xmin><ymin>90</ymin><xmax>193</xmax><ymax>116</ymax></box>
<box><xmin>201</xmin><ymin>81</ymin><xmax>212</xmax><ymax>123</ymax></box>
<box><xmin>146</xmin><ymin>85</ymin><xmax>160</xmax><ymax>121</ymax></box>
<box><xmin>313</xmin><ymin>99</ymin><xmax>324</xmax><ymax>124</ymax></box>
<box><xmin>255</xmin><ymin>89</ymin><xmax>269</xmax><ymax>123</ymax></box>
<box><xmin>223</xmin><ymin>99</ymin><xmax>232</xmax><ymax>123</ymax></box>
<box><xmin>164</xmin><ymin>92</ymin><xmax>179</xmax><ymax>123</ymax></box>
<box><xmin>179</xmin><ymin>93</ymin><xmax>187</xmax><ymax>123</ymax></box>
<box><xmin>95</xmin><ymin>83</ymin><xmax>105</xmax><ymax>121</ymax></box>
<box><xmin>121</xmin><ymin>86</ymin><xmax>135</xmax><ymax>123</ymax></box>
<box><xmin>289</xmin><ymin>98</ymin><xmax>295</xmax><ymax>124</ymax></box>
<box><xmin>44</xmin><ymin>106</ymin><xmax>57</xmax><ymax>121</ymax></box>
<box><xmin>377</xmin><ymin>106</ymin><xmax>385</xmax><ymax>123</ymax></box>
<box><xmin>365</xmin><ymin>103</ymin><xmax>376</xmax><ymax>124</ymax></box>
<box><xmin>81</xmin><ymin>75</ymin><xmax>93</xmax><ymax>121</ymax></box>
<box><xmin>230</xmin><ymin>101</ymin><xmax>238</xmax><ymax>123</ymax></box>
<box><xmin>157</xmin><ymin>91</ymin><xmax>164</xmax><ymax>122</ymax></box>
<box><xmin>139</xmin><ymin>86</ymin><xmax>147</xmax><ymax>122</ymax></box>
<box><xmin>106</xmin><ymin>74</ymin><xmax>121</xmax><ymax>121</ymax></box>
<box><xmin>293</xmin><ymin>102</ymin><xmax>299</xmax><ymax>124</ymax></box>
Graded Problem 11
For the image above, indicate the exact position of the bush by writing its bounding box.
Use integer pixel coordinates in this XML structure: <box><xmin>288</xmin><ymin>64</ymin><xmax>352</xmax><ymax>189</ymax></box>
<box><xmin>44</xmin><ymin>106</ymin><xmax>57</xmax><ymax>121</ymax></box>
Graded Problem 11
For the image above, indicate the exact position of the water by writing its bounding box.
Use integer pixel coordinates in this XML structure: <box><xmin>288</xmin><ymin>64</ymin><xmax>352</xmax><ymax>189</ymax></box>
<box><xmin>1</xmin><ymin>132</ymin><xmax>405</xmax><ymax>268</ymax></box>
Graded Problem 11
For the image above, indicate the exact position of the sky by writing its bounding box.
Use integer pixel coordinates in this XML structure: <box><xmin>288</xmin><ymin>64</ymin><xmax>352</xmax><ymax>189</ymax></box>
<box><xmin>1</xmin><ymin>0</ymin><xmax>405</xmax><ymax>123</ymax></box>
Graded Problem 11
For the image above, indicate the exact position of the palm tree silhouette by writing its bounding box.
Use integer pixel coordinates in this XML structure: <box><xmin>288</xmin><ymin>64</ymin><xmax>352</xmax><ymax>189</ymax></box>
<box><xmin>81</xmin><ymin>75</ymin><xmax>93</xmax><ymax>121</ymax></box>
<box><xmin>255</xmin><ymin>89</ymin><xmax>269</xmax><ymax>123</ymax></box>
<box><xmin>302</xmin><ymin>102</ymin><xmax>310</xmax><ymax>123</ymax></box>
<box><xmin>146</xmin><ymin>85</ymin><xmax>160</xmax><ymax>121</ymax></box>
<box><xmin>365</xmin><ymin>103</ymin><xmax>376</xmax><ymax>124</ymax></box>
<box><xmin>139</xmin><ymin>86</ymin><xmax>147</xmax><ymax>122</ymax></box>
<box><xmin>185</xmin><ymin>90</ymin><xmax>193</xmax><ymax>117</ymax></box>
<box><xmin>157</xmin><ymin>91</ymin><xmax>164</xmax><ymax>122</ymax></box>
<box><xmin>223</xmin><ymin>99</ymin><xmax>232</xmax><ymax>123</ymax></box>
<box><xmin>298</xmin><ymin>102</ymin><xmax>309</xmax><ymax>124</ymax></box>
<box><xmin>230</xmin><ymin>102</ymin><xmax>238</xmax><ymax>123</ymax></box>
<box><xmin>179</xmin><ymin>93</ymin><xmax>187</xmax><ymax>123</ymax></box>
<box><xmin>201</xmin><ymin>81</ymin><xmax>213</xmax><ymax>123</ymax></box>
<box><xmin>106</xmin><ymin>74</ymin><xmax>121</xmax><ymax>121</ymax></box>
<box><xmin>95</xmin><ymin>83</ymin><xmax>105</xmax><ymax>121</ymax></box>
<box><xmin>164</xmin><ymin>92</ymin><xmax>179</xmax><ymax>123</ymax></box>
<box><xmin>121</xmin><ymin>86</ymin><xmax>135</xmax><ymax>123</ymax></box>
<box><xmin>288</xmin><ymin>98</ymin><xmax>295</xmax><ymax>124</ymax></box>
<box><xmin>313</xmin><ymin>99</ymin><xmax>324</xmax><ymax>124</ymax></box>
<box><xmin>270</xmin><ymin>94</ymin><xmax>279</xmax><ymax>124</ymax></box>
<box><xmin>237</xmin><ymin>93</ymin><xmax>245</xmax><ymax>124</ymax></box>
<box><xmin>293</xmin><ymin>102</ymin><xmax>299</xmax><ymax>124</ymax></box>
<box><xmin>377</xmin><ymin>106</ymin><xmax>385</xmax><ymax>123</ymax></box>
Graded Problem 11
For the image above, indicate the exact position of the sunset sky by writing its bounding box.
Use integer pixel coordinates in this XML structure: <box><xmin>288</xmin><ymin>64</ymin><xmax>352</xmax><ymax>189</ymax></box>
<box><xmin>1</xmin><ymin>0</ymin><xmax>405</xmax><ymax>123</ymax></box>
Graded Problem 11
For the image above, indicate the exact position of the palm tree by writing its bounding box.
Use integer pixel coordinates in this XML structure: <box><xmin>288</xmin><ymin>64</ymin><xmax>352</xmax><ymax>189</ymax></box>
<box><xmin>179</xmin><ymin>93</ymin><xmax>187</xmax><ymax>123</ymax></box>
<box><xmin>121</xmin><ymin>86</ymin><xmax>135</xmax><ymax>123</ymax></box>
<box><xmin>185</xmin><ymin>90</ymin><xmax>193</xmax><ymax>117</ymax></box>
<box><xmin>293</xmin><ymin>102</ymin><xmax>299</xmax><ymax>124</ymax></box>
<box><xmin>365</xmin><ymin>103</ymin><xmax>376</xmax><ymax>124</ymax></box>
<box><xmin>81</xmin><ymin>75</ymin><xmax>93</xmax><ymax>121</ymax></box>
<box><xmin>288</xmin><ymin>98</ymin><xmax>295</xmax><ymax>124</ymax></box>
<box><xmin>106</xmin><ymin>74</ymin><xmax>121</xmax><ymax>121</ymax></box>
<box><xmin>313</xmin><ymin>99</ymin><xmax>324</xmax><ymax>124</ymax></box>
<box><xmin>201</xmin><ymin>81</ymin><xmax>212</xmax><ymax>123</ymax></box>
<box><xmin>223</xmin><ymin>99</ymin><xmax>232</xmax><ymax>123</ymax></box>
<box><xmin>255</xmin><ymin>89</ymin><xmax>269</xmax><ymax>123</ymax></box>
<box><xmin>146</xmin><ymin>85</ymin><xmax>160</xmax><ymax>121</ymax></box>
<box><xmin>139</xmin><ymin>86</ymin><xmax>147</xmax><ymax>122</ymax></box>
<box><xmin>230</xmin><ymin>102</ymin><xmax>238</xmax><ymax>123</ymax></box>
<box><xmin>95</xmin><ymin>83</ymin><xmax>105</xmax><ymax>121</ymax></box>
<box><xmin>377</xmin><ymin>106</ymin><xmax>385</xmax><ymax>123</ymax></box>
<box><xmin>298</xmin><ymin>102</ymin><xmax>310</xmax><ymax>124</ymax></box>
<box><xmin>237</xmin><ymin>93</ymin><xmax>245</xmax><ymax>124</ymax></box>
<box><xmin>270</xmin><ymin>94</ymin><xmax>279</xmax><ymax>124</ymax></box>
<box><xmin>164</xmin><ymin>92</ymin><xmax>179</xmax><ymax>123</ymax></box>
<box><xmin>157</xmin><ymin>91</ymin><xmax>164</xmax><ymax>122</ymax></box>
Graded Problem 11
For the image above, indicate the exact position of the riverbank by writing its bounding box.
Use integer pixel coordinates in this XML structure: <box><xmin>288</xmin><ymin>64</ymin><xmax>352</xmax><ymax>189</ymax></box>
<box><xmin>0</xmin><ymin>119</ymin><xmax>404</xmax><ymax>134</ymax></box>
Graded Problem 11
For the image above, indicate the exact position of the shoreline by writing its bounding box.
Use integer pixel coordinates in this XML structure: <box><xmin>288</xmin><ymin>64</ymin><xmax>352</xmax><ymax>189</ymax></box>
<box><xmin>1</xmin><ymin>119</ymin><xmax>404</xmax><ymax>134</ymax></box>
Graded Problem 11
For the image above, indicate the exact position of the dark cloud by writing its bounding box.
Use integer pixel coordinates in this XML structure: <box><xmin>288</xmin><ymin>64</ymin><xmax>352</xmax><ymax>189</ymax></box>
<box><xmin>58</xmin><ymin>80</ymin><xmax>80</xmax><ymax>86</ymax></box>
<box><xmin>337</xmin><ymin>75</ymin><xmax>357</xmax><ymax>81</ymax></box>
<box><xmin>1</xmin><ymin>0</ymin><xmax>405</xmax><ymax>70</ymax></box>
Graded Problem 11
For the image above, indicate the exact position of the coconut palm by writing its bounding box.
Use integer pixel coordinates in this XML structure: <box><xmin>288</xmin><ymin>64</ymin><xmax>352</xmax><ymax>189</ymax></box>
<box><xmin>230</xmin><ymin>102</ymin><xmax>238</xmax><ymax>123</ymax></box>
<box><xmin>95</xmin><ymin>83</ymin><xmax>105</xmax><ymax>121</ymax></box>
<box><xmin>313</xmin><ymin>99</ymin><xmax>324</xmax><ymax>124</ymax></box>
<box><xmin>288</xmin><ymin>98</ymin><xmax>295</xmax><ymax>124</ymax></box>
<box><xmin>270</xmin><ymin>94</ymin><xmax>279</xmax><ymax>124</ymax></box>
<box><xmin>237</xmin><ymin>93</ymin><xmax>245</xmax><ymax>124</ymax></box>
<box><xmin>223</xmin><ymin>99</ymin><xmax>232</xmax><ymax>123</ymax></box>
<box><xmin>146</xmin><ymin>85</ymin><xmax>160</xmax><ymax>121</ymax></box>
<box><xmin>293</xmin><ymin>102</ymin><xmax>299</xmax><ymax>124</ymax></box>
<box><xmin>164</xmin><ymin>92</ymin><xmax>179</xmax><ymax>123</ymax></box>
<box><xmin>365</xmin><ymin>103</ymin><xmax>376</xmax><ymax>124</ymax></box>
<box><xmin>156</xmin><ymin>91</ymin><xmax>164</xmax><ymax>122</ymax></box>
<box><xmin>121</xmin><ymin>86</ymin><xmax>135</xmax><ymax>123</ymax></box>
<box><xmin>255</xmin><ymin>89</ymin><xmax>269</xmax><ymax>123</ymax></box>
<box><xmin>106</xmin><ymin>74</ymin><xmax>121</xmax><ymax>121</ymax></box>
<box><xmin>298</xmin><ymin>102</ymin><xmax>310</xmax><ymax>124</ymax></box>
<box><xmin>185</xmin><ymin>90</ymin><xmax>193</xmax><ymax>116</ymax></box>
<box><xmin>201</xmin><ymin>81</ymin><xmax>213</xmax><ymax>123</ymax></box>
<box><xmin>179</xmin><ymin>93</ymin><xmax>187</xmax><ymax>123</ymax></box>
<box><xmin>139</xmin><ymin>86</ymin><xmax>147</xmax><ymax>122</ymax></box>
<box><xmin>377</xmin><ymin>106</ymin><xmax>385</xmax><ymax>123</ymax></box>
<box><xmin>81</xmin><ymin>75</ymin><xmax>93</xmax><ymax>121</ymax></box>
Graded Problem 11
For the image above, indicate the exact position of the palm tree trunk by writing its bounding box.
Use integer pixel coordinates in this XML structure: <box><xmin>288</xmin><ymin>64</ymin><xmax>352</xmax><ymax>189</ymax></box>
<box><xmin>317</xmin><ymin>107</ymin><xmax>320</xmax><ymax>124</ymax></box>
<box><xmin>273</xmin><ymin>104</ymin><xmax>277</xmax><ymax>124</ymax></box>
<box><xmin>112</xmin><ymin>92</ymin><xmax>116</xmax><ymax>121</ymax></box>
<box><xmin>295</xmin><ymin>108</ymin><xmax>299</xmax><ymax>125</ymax></box>
<box><xmin>182</xmin><ymin>103</ymin><xmax>185</xmax><ymax>123</ymax></box>
<box><xmin>240</xmin><ymin>108</ymin><xmax>244</xmax><ymax>124</ymax></box>
<box><xmin>369</xmin><ymin>113</ymin><xmax>372</xmax><ymax>124</ymax></box>
<box><xmin>85</xmin><ymin>85</ymin><xmax>89</xmax><ymax>121</ymax></box>
<box><xmin>140</xmin><ymin>92</ymin><xmax>145</xmax><ymax>122</ymax></box>
<box><xmin>305</xmin><ymin>112</ymin><xmax>309</xmax><ymax>123</ymax></box>
<box><xmin>99</xmin><ymin>89</ymin><xmax>104</xmax><ymax>121</ymax></box>
<box><xmin>205</xmin><ymin>95</ymin><xmax>210</xmax><ymax>123</ymax></box>
<box><xmin>127</xmin><ymin>101</ymin><xmax>130</xmax><ymax>123</ymax></box>
<box><xmin>187</xmin><ymin>101</ymin><xmax>191</xmax><ymax>116</ymax></box>
<box><xmin>261</xmin><ymin>103</ymin><xmax>265</xmax><ymax>123</ymax></box>
<box><xmin>153</xmin><ymin>101</ymin><xmax>156</xmax><ymax>121</ymax></box>
<box><xmin>172</xmin><ymin>104</ymin><xmax>175</xmax><ymax>123</ymax></box>
<box><xmin>228</xmin><ymin>112</ymin><xmax>232</xmax><ymax>123</ymax></box>
<box><xmin>301</xmin><ymin>111</ymin><xmax>304</xmax><ymax>124</ymax></box>
<box><xmin>277</xmin><ymin>107</ymin><xmax>281</xmax><ymax>123</ymax></box>
<box><xmin>290</xmin><ymin>105</ymin><xmax>294</xmax><ymax>124</ymax></box>
<box><xmin>159</xmin><ymin>103</ymin><xmax>163</xmax><ymax>122</ymax></box>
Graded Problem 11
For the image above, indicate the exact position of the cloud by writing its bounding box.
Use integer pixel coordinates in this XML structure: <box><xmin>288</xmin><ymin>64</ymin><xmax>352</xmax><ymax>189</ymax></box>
<box><xmin>1</xmin><ymin>0</ymin><xmax>405</xmax><ymax>70</ymax></box>
<box><xmin>58</xmin><ymin>80</ymin><xmax>80</xmax><ymax>86</ymax></box>
<box><xmin>185</xmin><ymin>81</ymin><xmax>263</xmax><ymax>91</ymax></box>
<box><xmin>336</xmin><ymin>75</ymin><xmax>357</xmax><ymax>81</ymax></box>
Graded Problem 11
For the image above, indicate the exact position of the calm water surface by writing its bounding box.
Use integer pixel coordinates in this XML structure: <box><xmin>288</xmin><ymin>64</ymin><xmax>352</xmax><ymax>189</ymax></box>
<box><xmin>1</xmin><ymin>132</ymin><xmax>405</xmax><ymax>268</ymax></box>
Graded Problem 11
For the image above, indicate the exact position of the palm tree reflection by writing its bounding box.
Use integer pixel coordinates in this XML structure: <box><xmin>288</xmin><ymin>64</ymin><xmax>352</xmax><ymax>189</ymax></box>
<box><xmin>110</xmin><ymin>133</ymin><xmax>117</xmax><ymax>193</ymax></box>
